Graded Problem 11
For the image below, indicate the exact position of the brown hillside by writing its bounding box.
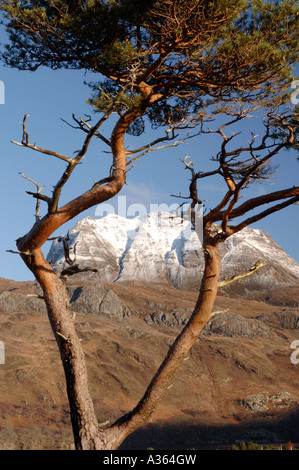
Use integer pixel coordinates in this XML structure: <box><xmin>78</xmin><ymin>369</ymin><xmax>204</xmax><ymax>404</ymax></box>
<box><xmin>0</xmin><ymin>280</ymin><xmax>298</xmax><ymax>450</ymax></box>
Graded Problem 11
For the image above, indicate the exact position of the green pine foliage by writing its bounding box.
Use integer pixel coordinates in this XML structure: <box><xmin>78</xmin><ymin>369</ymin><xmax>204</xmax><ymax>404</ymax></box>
<box><xmin>0</xmin><ymin>0</ymin><xmax>298</xmax><ymax>134</ymax></box>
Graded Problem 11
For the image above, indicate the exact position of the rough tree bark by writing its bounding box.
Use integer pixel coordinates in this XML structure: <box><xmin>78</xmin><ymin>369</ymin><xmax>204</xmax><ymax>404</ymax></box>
<box><xmin>24</xmin><ymin>251</ymin><xmax>104</xmax><ymax>450</ymax></box>
<box><xmin>104</xmin><ymin>229</ymin><xmax>221</xmax><ymax>449</ymax></box>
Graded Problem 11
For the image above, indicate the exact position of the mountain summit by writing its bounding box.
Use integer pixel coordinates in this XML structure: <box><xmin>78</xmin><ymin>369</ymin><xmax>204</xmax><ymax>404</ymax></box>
<box><xmin>47</xmin><ymin>212</ymin><xmax>299</xmax><ymax>294</ymax></box>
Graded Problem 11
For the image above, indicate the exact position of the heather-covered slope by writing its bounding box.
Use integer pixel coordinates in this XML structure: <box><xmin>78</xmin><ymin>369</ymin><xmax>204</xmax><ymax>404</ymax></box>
<box><xmin>0</xmin><ymin>279</ymin><xmax>298</xmax><ymax>449</ymax></box>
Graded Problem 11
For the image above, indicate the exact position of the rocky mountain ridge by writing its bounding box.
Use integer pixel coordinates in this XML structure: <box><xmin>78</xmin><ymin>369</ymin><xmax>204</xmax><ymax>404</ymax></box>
<box><xmin>47</xmin><ymin>212</ymin><xmax>299</xmax><ymax>294</ymax></box>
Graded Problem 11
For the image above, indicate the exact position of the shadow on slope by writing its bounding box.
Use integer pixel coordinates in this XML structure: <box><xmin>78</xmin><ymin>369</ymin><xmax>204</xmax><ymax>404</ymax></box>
<box><xmin>120</xmin><ymin>410</ymin><xmax>299</xmax><ymax>450</ymax></box>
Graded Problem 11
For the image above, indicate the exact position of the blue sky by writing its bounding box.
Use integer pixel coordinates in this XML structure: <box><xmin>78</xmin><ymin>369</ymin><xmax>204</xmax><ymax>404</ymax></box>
<box><xmin>0</xmin><ymin>59</ymin><xmax>298</xmax><ymax>281</ymax></box>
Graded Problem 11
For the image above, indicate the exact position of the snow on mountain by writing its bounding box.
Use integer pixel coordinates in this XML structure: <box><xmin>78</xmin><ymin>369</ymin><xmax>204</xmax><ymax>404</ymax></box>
<box><xmin>47</xmin><ymin>212</ymin><xmax>299</xmax><ymax>293</ymax></box>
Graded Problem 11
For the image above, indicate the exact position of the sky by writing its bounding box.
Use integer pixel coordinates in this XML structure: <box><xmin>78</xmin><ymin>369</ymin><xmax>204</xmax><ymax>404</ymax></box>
<box><xmin>0</xmin><ymin>47</ymin><xmax>298</xmax><ymax>281</ymax></box>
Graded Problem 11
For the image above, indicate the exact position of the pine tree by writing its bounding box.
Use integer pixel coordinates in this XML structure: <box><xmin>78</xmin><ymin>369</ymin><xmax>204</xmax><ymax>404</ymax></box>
<box><xmin>0</xmin><ymin>0</ymin><xmax>298</xmax><ymax>450</ymax></box>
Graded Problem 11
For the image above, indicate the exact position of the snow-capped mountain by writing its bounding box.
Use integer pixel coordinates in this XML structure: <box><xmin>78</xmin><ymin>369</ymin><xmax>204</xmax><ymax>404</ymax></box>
<box><xmin>47</xmin><ymin>212</ymin><xmax>299</xmax><ymax>293</ymax></box>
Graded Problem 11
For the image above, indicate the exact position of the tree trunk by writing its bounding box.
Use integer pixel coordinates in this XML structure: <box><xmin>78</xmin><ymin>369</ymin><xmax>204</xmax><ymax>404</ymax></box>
<box><xmin>103</xmin><ymin>231</ymin><xmax>222</xmax><ymax>449</ymax></box>
<box><xmin>18</xmin><ymin>249</ymin><xmax>109</xmax><ymax>449</ymax></box>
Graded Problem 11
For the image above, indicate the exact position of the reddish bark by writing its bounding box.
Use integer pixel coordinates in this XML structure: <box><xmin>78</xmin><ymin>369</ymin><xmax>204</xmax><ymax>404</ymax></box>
<box><xmin>102</xmin><ymin>231</ymin><xmax>222</xmax><ymax>449</ymax></box>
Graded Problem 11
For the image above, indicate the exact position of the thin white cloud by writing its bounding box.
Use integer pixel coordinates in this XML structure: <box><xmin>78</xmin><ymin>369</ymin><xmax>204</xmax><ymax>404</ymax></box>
<box><xmin>121</xmin><ymin>181</ymin><xmax>170</xmax><ymax>206</ymax></box>
<box><xmin>94</xmin><ymin>181</ymin><xmax>173</xmax><ymax>219</ymax></box>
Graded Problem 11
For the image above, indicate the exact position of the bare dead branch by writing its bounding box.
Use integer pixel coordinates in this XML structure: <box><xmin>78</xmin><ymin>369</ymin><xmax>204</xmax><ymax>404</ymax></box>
<box><xmin>19</xmin><ymin>172</ymin><xmax>43</xmax><ymax>191</ymax></box>
<box><xmin>125</xmin><ymin>112</ymin><xmax>211</xmax><ymax>170</ymax></box>
<box><xmin>91</xmin><ymin>176</ymin><xmax>112</xmax><ymax>191</ymax></box>
<box><xmin>13</xmin><ymin>81</ymin><xmax>135</xmax><ymax>216</ymax></box>
<box><xmin>19</xmin><ymin>172</ymin><xmax>51</xmax><ymax>220</ymax></box>
<box><xmin>170</xmin><ymin>193</ymin><xmax>190</xmax><ymax>201</ymax></box>
<box><xmin>50</xmin><ymin>160</ymin><xmax>76</xmax><ymax>214</ymax></box>
<box><xmin>127</xmin><ymin>127</ymin><xmax>179</xmax><ymax>156</ymax></box>
<box><xmin>210</xmin><ymin>308</ymin><xmax>230</xmax><ymax>318</ymax></box>
<box><xmin>56</xmin><ymin>331</ymin><xmax>70</xmax><ymax>343</ymax></box>
<box><xmin>12</xmin><ymin>114</ymin><xmax>73</xmax><ymax>163</ymax></box>
<box><xmin>27</xmin><ymin>294</ymin><xmax>45</xmax><ymax>300</ymax></box>
<box><xmin>126</xmin><ymin>130</ymin><xmax>186</xmax><ymax>169</ymax></box>
<box><xmin>50</xmin><ymin>82</ymin><xmax>136</xmax><ymax>213</ymax></box>
<box><xmin>62</xmin><ymin>234</ymin><xmax>74</xmax><ymax>266</ymax></box>
<box><xmin>55</xmin><ymin>233</ymin><xmax>98</xmax><ymax>282</ymax></box>
<box><xmin>60</xmin><ymin>265</ymin><xmax>98</xmax><ymax>282</ymax></box>
<box><xmin>6</xmin><ymin>249</ymin><xmax>33</xmax><ymax>256</ymax></box>
<box><xmin>217</xmin><ymin>260</ymin><xmax>266</xmax><ymax>288</ymax></box>
<box><xmin>61</xmin><ymin>114</ymin><xmax>111</xmax><ymax>148</ymax></box>
<box><xmin>26</xmin><ymin>191</ymin><xmax>51</xmax><ymax>204</ymax></box>
<box><xmin>203</xmin><ymin>106</ymin><xmax>298</xmax><ymax>228</ymax></box>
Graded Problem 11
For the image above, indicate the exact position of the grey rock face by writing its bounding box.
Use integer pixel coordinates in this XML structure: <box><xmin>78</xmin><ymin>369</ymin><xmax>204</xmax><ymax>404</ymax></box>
<box><xmin>145</xmin><ymin>310</ymin><xmax>271</xmax><ymax>338</ymax></box>
<box><xmin>68</xmin><ymin>284</ymin><xmax>107</xmax><ymax>315</ymax></box>
<box><xmin>144</xmin><ymin>310</ymin><xmax>190</xmax><ymax>327</ymax></box>
<box><xmin>201</xmin><ymin>312</ymin><xmax>270</xmax><ymax>338</ymax></box>
<box><xmin>0</xmin><ymin>290</ymin><xmax>47</xmax><ymax>313</ymax></box>
<box><xmin>241</xmin><ymin>392</ymin><xmax>297</xmax><ymax>413</ymax></box>
<box><xmin>68</xmin><ymin>285</ymin><xmax>130</xmax><ymax>319</ymax></box>
<box><xmin>98</xmin><ymin>289</ymin><xmax>131</xmax><ymax>319</ymax></box>
<box><xmin>257</xmin><ymin>309</ymin><xmax>299</xmax><ymax>329</ymax></box>
<box><xmin>0</xmin><ymin>284</ymin><xmax>130</xmax><ymax>320</ymax></box>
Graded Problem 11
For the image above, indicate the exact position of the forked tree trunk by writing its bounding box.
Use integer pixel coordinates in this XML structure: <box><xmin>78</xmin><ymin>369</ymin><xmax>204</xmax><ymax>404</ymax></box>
<box><xmin>15</xmin><ymin>84</ymin><xmax>222</xmax><ymax>448</ymax></box>
<box><xmin>17</xmin><ymin>229</ymin><xmax>221</xmax><ymax>450</ymax></box>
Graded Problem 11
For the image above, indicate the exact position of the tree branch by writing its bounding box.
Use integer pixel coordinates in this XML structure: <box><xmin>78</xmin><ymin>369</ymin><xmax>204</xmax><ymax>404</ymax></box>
<box><xmin>227</xmin><ymin>195</ymin><xmax>299</xmax><ymax>236</ymax></box>
<box><xmin>61</xmin><ymin>114</ymin><xmax>111</xmax><ymax>148</ymax></box>
<box><xmin>204</xmin><ymin>106</ymin><xmax>298</xmax><ymax>228</ymax></box>
<box><xmin>126</xmin><ymin>126</ymin><xmax>192</xmax><ymax>170</ymax></box>
<box><xmin>215</xmin><ymin>186</ymin><xmax>299</xmax><ymax>223</ymax></box>
<box><xmin>13</xmin><ymin>80</ymin><xmax>135</xmax><ymax>216</ymax></box>
<box><xmin>12</xmin><ymin>114</ymin><xmax>73</xmax><ymax>163</ymax></box>
<box><xmin>58</xmin><ymin>233</ymin><xmax>98</xmax><ymax>282</ymax></box>
<box><xmin>19</xmin><ymin>172</ymin><xmax>49</xmax><ymax>220</ymax></box>
<box><xmin>217</xmin><ymin>260</ymin><xmax>266</xmax><ymax>288</ymax></box>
